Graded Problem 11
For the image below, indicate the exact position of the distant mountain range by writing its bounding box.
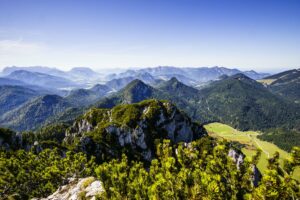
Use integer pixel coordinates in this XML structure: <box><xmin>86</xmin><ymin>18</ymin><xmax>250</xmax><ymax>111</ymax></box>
<box><xmin>1</xmin><ymin>66</ymin><xmax>103</xmax><ymax>88</ymax></box>
<box><xmin>5</xmin><ymin>70</ymin><xmax>79</xmax><ymax>89</ymax></box>
<box><xmin>112</xmin><ymin>66</ymin><xmax>270</xmax><ymax>84</ymax></box>
<box><xmin>0</xmin><ymin>77</ymin><xmax>65</xmax><ymax>95</ymax></box>
<box><xmin>1</xmin><ymin>65</ymin><xmax>270</xmax><ymax>89</ymax></box>
<box><xmin>2</xmin><ymin>66</ymin><xmax>101</xmax><ymax>79</ymax></box>
<box><xmin>0</xmin><ymin>66</ymin><xmax>299</xmax><ymax>151</ymax></box>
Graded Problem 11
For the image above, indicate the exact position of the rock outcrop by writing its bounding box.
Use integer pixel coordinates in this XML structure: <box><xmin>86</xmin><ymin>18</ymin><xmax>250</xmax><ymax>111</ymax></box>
<box><xmin>35</xmin><ymin>177</ymin><xmax>104</xmax><ymax>200</ymax></box>
<box><xmin>228</xmin><ymin>148</ymin><xmax>261</xmax><ymax>187</ymax></box>
<box><xmin>228</xmin><ymin>148</ymin><xmax>244</xmax><ymax>170</ymax></box>
<box><xmin>65</xmin><ymin>99</ymin><xmax>206</xmax><ymax>162</ymax></box>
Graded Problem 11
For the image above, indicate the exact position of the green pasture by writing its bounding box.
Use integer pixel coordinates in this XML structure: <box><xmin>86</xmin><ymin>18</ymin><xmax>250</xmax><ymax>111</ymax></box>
<box><xmin>204</xmin><ymin>122</ymin><xmax>300</xmax><ymax>181</ymax></box>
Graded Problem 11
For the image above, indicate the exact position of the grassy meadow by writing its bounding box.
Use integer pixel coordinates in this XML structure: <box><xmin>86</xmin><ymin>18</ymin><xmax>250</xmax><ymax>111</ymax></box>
<box><xmin>204</xmin><ymin>122</ymin><xmax>300</xmax><ymax>181</ymax></box>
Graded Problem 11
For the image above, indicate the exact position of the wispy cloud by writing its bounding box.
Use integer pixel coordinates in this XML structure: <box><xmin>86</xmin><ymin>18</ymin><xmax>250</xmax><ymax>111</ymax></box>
<box><xmin>0</xmin><ymin>39</ymin><xmax>44</xmax><ymax>55</ymax></box>
<box><xmin>0</xmin><ymin>39</ymin><xmax>48</xmax><ymax>69</ymax></box>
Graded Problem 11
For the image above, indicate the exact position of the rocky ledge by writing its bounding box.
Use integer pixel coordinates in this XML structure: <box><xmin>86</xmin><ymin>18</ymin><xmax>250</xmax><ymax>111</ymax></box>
<box><xmin>34</xmin><ymin>177</ymin><xmax>104</xmax><ymax>200</ymax></box>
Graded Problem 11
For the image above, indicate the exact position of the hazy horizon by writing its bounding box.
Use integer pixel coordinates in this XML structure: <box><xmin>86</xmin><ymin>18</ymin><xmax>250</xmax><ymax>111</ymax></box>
<box><xmin>0</xmin><ymin>65</ymin><xmax>296</xmax><ymax>74</ymax></box>
<box><xmin>1</xmin><ymin>0</ymin><xmax>300</xmax><ymax>73</ymax></box>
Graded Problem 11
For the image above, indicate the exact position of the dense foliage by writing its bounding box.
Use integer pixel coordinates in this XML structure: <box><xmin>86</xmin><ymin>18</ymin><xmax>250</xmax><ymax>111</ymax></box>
<box><xmin>196</xmin><ymin>74</ymin><xmax>300</xmax><ymax>130</ymax></box>
<box><xmin>96</xmin><ymin>139</ymin><xmax>300</xmax><ymax>200</ymax></box>
<box><xmin>0</xmin><ymin>132</ymin><xmax>299</xmax><ymax>199</ymax></box>
<box><xmin>0</xmin><ymin>149</ymin><xmax>96</xmax><ymax>199</ymax></box>
<box><xmin>0</xmin><ymin>95</ymin><xmax>71</xmax><ymax>131</ymax></box>
<box><xmin>0</xmin><ymin>85</ymin><xmax>39</xmax><ymax>116</ymax></box>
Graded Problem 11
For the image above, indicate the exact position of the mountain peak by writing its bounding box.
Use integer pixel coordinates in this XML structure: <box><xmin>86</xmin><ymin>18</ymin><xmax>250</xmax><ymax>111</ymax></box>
<box><xmin>169</xmin><ymin>77</ymin><xmax>179</xmax><ymax>83</ymax></box>
<box><xmin>162</xmin><ymin>76</ymin><xmax>196</xmax><ymax>90</ymax></box>
<box><xmin>225</xmin><ymin>73</ymin><xmax>260</xmax><ymax>87</ymax></box>
<box><xmin>218</xmin><ymin>74</ymin><xmax>229</xmax><ymax>80</ymax></box>
<box><xmin>120</xmin><ymin>80</ymin><xmax>154</xmax><ymax>104</ymax></box>
<box><xmin>231</xmin><ymin>73</ymin><xmax>252</xmax><ymax>80</ymax></box>
<box><xmin>40</xmin><ymin>94</ymin><xmax>64</xmax><ymax>104</ymax></box>
<box><xmin>66</xmin><ymin>99</ymin><xmax>206</xmax><ymax>161</ymax></box>
<box><xmin>125</xmin><ymin>79</ymin><xmax>148</xmax><ymax>88</ymax></box>
<box><xmin>158</xmin><ymin>77</ymin><xmax>199</xmax><ymax>98</ymax></box>
<box><xmin>91</xmin><ymin>84</ymin><xmax>110</xmax><ymax>91</ymax></box>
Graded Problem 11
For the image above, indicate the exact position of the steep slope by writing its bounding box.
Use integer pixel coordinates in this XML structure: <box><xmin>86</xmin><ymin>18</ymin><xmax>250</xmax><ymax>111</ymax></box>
<box><xmin>5</xmin><ymin>70</ymin><xmax>78</xmax><ymax>89</ymax></box>
<box><xmin>260</xmin><ymin>69</ymin><xmax>300</xmax><ymax>103</ymax></box>
<box><xmin>0</xmin><ymin>95</ymin><xmax>72</xmax><ymax>131</ymax></box>
<box><xmin>65</xmin><ymin>99</ymin><xmax>206</xmax><ymax>162</ymax></box>
<box><xmin>197</xmin><ymin>73</ymin><xmax>300</xmax><ymax>130</ymax></box>
<box><xmin>117</xmin><ymin>79</ymin><xmax>159</xmax><ymax>104</ymax></box>
<box><xmin>0</xmin><ymin>85</ymin><xmax>41</xmax><ymax>115</ymax></box>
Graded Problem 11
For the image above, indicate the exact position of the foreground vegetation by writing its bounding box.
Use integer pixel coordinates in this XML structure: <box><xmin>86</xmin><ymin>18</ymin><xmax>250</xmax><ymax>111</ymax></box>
<box><xmin>0</xmin><ymin>99</ymin><xmax>299</xmax><ymax>199</ymax></box>
<box><xmin>0</xmin><ymin>137</ymin><xmax>299</xmax><ymax>199</ymax></box>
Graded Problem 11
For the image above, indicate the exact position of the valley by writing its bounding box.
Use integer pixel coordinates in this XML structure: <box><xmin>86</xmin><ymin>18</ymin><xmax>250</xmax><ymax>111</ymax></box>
<box><xmin>205</xmin><ymin>122</ymin><xmax>300</xmax><ymax>181</ymax></box>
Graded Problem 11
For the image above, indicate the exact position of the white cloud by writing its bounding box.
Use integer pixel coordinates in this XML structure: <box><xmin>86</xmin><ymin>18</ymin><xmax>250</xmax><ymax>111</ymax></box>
<box><xmin>0</xmin><ymin>39</ymin><xmax>43</xmax><ymax>55</ymax></box>
<box><xmin>0</xmin><ymin>39</ymin><xmax>48</xmax><ymax>69</ymax></box>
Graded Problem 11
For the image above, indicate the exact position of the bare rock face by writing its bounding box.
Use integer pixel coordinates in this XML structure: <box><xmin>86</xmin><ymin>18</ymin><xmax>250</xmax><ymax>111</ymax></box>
<box><xmin>228</xmin><ymin>149</ymin><xmax>244</xmax><ymax>170</ymax></box>
<box><xmin>228</xmin><ymin>148</ymin><xmax>261</xmax><ymax>187</ymax></box>
<box><xmin>64</xmin><ymin>100</ymin><xmax>206</xmax><ymax>162</ymax></box>
<box><xmin>36</xmin><ymin>177</ymin><xmax>104</xmax><ymax>200</ymax></box>
<box><xmin>251</xmin><ymin>164</ymin><xmax>262</xmax><ymax>187</ymax></box>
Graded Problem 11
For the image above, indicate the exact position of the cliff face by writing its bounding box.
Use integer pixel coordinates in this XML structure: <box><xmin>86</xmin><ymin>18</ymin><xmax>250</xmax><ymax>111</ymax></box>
<box><xmin>228</xmin><ymin>148</ymin><xmax>261</xmax><ymax>186</ymax></box>
<box><xmin>65</xmin><ymin>99</ymin><xmax>207</xmax><ymax>162</ymax></box>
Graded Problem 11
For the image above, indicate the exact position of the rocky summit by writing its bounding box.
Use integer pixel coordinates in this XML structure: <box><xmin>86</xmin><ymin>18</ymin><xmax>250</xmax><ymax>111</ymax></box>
<box><xmin>65</xmin><ymin>99</ymin><xmax>206</xmax><ymax>162</ymax></box>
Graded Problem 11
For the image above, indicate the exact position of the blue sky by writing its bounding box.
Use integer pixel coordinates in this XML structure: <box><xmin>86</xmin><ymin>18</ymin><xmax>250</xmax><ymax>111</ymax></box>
<box><xmin>0</xmin><ymin>0</ymin><xmax>299</xmax><ymax>72</ymax></box>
